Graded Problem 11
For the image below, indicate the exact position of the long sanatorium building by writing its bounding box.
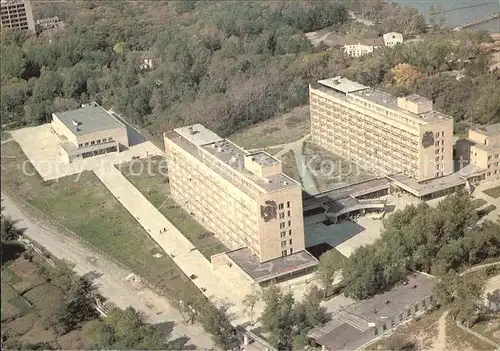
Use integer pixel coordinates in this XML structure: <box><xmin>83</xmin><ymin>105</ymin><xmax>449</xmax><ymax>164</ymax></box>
<box><xmin>164</xmin><ymin>125</ymin><xmax>308</xmax><ymax>264</ymax></box>
<box><xmin>309</xmin><ymin>77</ymin><xmax>454</xmax><ymax>182</ymax></box>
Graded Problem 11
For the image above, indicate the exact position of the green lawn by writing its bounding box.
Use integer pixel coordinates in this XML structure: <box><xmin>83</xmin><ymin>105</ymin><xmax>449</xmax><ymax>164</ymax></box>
<box><xmin>117</xmin><ymin>158</ymin><xmax>228</xmax><ymax>260</ymax></box>
<box><xmin>1</xmin><ymin>141</ymin><xmax>202</xmax><ymax>302</ymax></box>
<box><xmin>471</xmin><ymin>198</ymin><xmax>487</xmax><ymax>209</ymax></box>
<box><xmin>229</xmin><ymin>105</ymin><xmax>310</xmax><ymax>149</ymax></box>
<box><xmin>302</xmin><ymin>141</ymin><xmax>373</xmax><ymax>192</ymax></box>
<box><xmin>279</xmin><ymin>150</ymin><xmax>301</xmax><ymax>183</ymax></box>
<box><xmin>483</xmin><ymin>185</ymin><xmax>500</xmax><ymax>199</ymax></box>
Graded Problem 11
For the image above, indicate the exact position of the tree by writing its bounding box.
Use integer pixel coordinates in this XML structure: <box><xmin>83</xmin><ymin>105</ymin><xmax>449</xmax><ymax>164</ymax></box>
<box><xmin>449</xmin><ymin>274</ymin><xmax>485</xmax><ymax>327</ymax></box>
<box><xmin>84</xmin><ymin>307</ymin><xmax>170</xmax><ymax>349</ymax></box>
<box><xmin>38</xmin><ymin>260</ymin><xmax>98</xmax><ymax>334</ymax></box>
<box><xmin>197</xmin><ymin>304</ymin><xmax>238</xmax><ymax>350</ymax></box>
<box><xmin>316</xmin><ymin>249</ymin><xmax>344</xmax><ymax>298</ymax></box>
<box><xmin>261</xmin><ymin>286</ymin><xmax>297</xmax><ymax>349</ymax></box>
<box><xmin>242</xmin><ymin>290</ymin><xmax>261</xmax><ymax>325</ymax></box>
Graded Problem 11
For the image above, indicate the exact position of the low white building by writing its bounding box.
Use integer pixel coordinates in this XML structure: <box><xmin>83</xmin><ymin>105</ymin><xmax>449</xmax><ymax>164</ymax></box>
<box><xmin>484</xmin><ymin>274</ymin><xmax>500</xmax><ymax>312</ymax></box>
<box><xmin>343</xmin><ymin>38</ymin><xmax>384</xmax><ymax>57</ymax></box>
<box><xmin>383</xmin><ymin>32</ymin><xmax>404</xmax><ymax>47</ymax></box>
<box><xmin>51</xmin><ymin>102</ymin><xmax>129</xmax><ymax>163</ymax></box>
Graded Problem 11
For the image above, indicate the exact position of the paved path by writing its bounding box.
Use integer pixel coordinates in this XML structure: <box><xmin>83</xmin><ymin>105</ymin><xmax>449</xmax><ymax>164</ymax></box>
<box><xmin>434</xmin><ymin>310</ymin><xmax>448</xmax><ymax>351</ymax></box>
<box><xmin>93</xmin><ymin>165</ymin><xmax>254</xmax><ymax>325</ymax></box>
<box><xmin>1</xmin><ymin>191</ymin><xmax>215</xmax><ymax>349</ymax></box>
<box><xmin>460</xmin><ymin>261</ymin><xmax>500</xmax><ymax>276</ymax></box>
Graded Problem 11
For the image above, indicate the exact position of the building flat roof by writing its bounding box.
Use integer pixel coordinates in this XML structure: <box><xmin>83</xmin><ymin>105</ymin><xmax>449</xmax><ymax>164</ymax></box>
<box><xmin>351</xmin><ymin>89</ymin><xmax>452</xmax><ymax>124</ymax></box>
<box><xmin>174</xmin><ymin>124</ymin><xmax>223</xmax><ymax>146</ymax></box>
<box><xmin>472</xmin><ymin>123</ymin><xmax>500</xmax><ymax>137</ymax></box>
<box><xmin>389</xmin><ymin>172</ymin><xmax>466</xmax><ymax>197</ymax></box>
<box><xmin>165</xmin><ymin>130</ymin><xmax>299</xmax><ymax>195</ymax></box>
<box><xmin>226</xmin><ymin>248</ymin><xmax>318</xmax><ymax>283</ymax></box>
<box><xmin>317</xmin><ymin>77</ymin><xmax>369</xmax><ymax>94</ymax></box>
<box><xmin>313</xmin><ymin>77</ymin><xmax>452</xmax><ymax>124</ymax></box>
<box><xmin>53</xmin><ymin>104</ymin><xmax>125</xmax><ymax>136</ymax></box>
<box><xmin>309</xmin><ymin>273</ymin><xmax>436</xmax><ymax>350</ymax></box>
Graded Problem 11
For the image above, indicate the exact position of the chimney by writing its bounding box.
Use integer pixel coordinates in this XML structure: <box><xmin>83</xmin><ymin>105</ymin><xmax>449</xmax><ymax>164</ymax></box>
<box><xmin>188</xmin><ymin>126</ymin><xmax>194</xmax><ymax>135</ymax></box>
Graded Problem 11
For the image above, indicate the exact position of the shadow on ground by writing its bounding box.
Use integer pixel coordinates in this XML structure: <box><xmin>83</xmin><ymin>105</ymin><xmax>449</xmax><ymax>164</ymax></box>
<box><xmin>305</xmin><ymin>220</ymin><xmax>365</xmax><ymax>248</ymax></box>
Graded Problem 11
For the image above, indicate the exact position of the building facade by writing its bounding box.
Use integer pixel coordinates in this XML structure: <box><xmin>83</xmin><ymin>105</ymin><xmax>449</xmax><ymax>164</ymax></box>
<box><xmin>310</xmin><ymin>77</ymin><xmax>454</xmax><ymax>182</ymax></box>
<box><xmin>383</xmin><ymin>32</ymin><xmax>404</xmax><ymax>47</ymax></box>
<box><xmin>164</xmin><ymin>124</ymin><xmax>306</xmax><ymax>263</ymax></box>
<box><xmin>1</xmin><ymin>0</ymin><xmax>34</xmax><ymax>32</ymax></box>
<box><xmin>51</xmin><ymin>103</ymin><xmax>129</xmax><ymax>163</ymax></box>
<box><xmin>468</xmin><ymin>124</ymin><xmax>500</xmax><ymax>181</ymax></box>
<box><xmin>342</xmin><ymin>38</ymin><xmax>383</xmax><ymax>57</ymax></box>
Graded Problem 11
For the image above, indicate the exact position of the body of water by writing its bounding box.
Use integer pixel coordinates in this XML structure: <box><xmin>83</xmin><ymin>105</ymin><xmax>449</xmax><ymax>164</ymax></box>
<box><xmin>394</xmin><ymin>0</ymin><xmax>500</xmax><ymax>33</ymax></box>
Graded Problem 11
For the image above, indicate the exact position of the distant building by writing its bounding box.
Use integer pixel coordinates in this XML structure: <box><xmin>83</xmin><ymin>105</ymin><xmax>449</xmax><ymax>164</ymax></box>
<box><xmin>343</xmin><ymin>38</ymin><xmax>384</xmax><ymax>57</ymax></box>
<box><xmin>308</xmin><ymin>273</ymin><xmax>436</xmax><ymax>351</ymax></box>
<box><xmin>309</xmin><ymin>77</ymin><xmax>454</xmax><ymax>183</ymax></box>
<box><xmin>51</xmin><ymin>103</ymin><xmax>129</xmax><ymax>163</ymax></box>
<box><xmin>164</xmin><ymin>124</ymin><xmax>317</xmax><ymax>285</ymax></box>
<box><xmin>383</xmin><ymin>32</ymin><xmax>404</xmax><ymax>47</ymax></box>
<box><xmin>0</xmin><ymin>0</ymin><xmax>35</xmax><ymax>32</ymax></box>
<box><xmin>468</xmin><ymin>124</ymin><xmax>500</xmax><ymax>181</ymax></box>
<box><xmin>35</xmin><ymin>16</ymin><xmax>64</xmax><ymax>32</ymax></box>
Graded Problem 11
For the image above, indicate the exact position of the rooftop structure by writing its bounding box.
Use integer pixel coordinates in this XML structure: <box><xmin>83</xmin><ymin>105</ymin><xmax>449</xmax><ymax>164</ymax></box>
<box><xmin>51</xmin><ymin>103</ymin><xmax>129</xmax><ymax>163</ymax></box>
<box><xmin>309</xmin><ymin>273</ymin><xmax>436</xmax><ymax>350</ymax></box>
<box><xmin>164</xmin><ymin>124</ymin><xmax>308</xmax><ymax>266</ymax></box>
<box><xmin>310</xmin><ymin>77</ymin><xmax>454</xmax><ymax>182</ymax></box>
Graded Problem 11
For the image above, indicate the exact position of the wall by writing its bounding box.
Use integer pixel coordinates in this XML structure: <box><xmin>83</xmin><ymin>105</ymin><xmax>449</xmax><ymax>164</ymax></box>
<box><xmin>76</xmin><ymin>126</ymin><xmax>128</xmax><ymax>150</ymax></box>
<box><xmin>164</xmin><ymin>136</ymin><xmax>260</xmax><ymax>255</ymax></box>
<box><xmin>417</xmin><ymin>118</ymin><xmax>454</xmax><ymax>181</ymax></box>
<box><xmin>257</xmin><ymin>184</ymin><xmax>305</xmax><ymax>262</ymax></box>
<box><xmin>51</xmin><ymin>114</ymin><xmax>78</xmax><ymax>145</ymax></box>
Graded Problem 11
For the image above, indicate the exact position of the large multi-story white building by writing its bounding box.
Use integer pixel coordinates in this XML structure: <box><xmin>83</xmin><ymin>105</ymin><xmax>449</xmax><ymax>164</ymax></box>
<box><xmin>164</xmin><ymin>124</ymin><xmax>317</xmax><ymax>285</ymax></box>
<box><xmin>310</xmin><ymin>77</ymin><xmax>454</xmax><ymax>182</ymax></box>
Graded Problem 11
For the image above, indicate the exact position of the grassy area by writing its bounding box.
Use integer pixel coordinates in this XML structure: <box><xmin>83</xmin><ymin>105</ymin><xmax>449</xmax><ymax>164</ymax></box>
<box><xmin>2</xmin><ymin>254</ymin><xmax>88</xmax><ymax>348</ymax></box>
<box><xmin>446</xmin><ymin>316</ymin><xmax>495</xmax><ymax>350</ymax></box>
<box><xmin>302</xmin><ymin>141</ymin><xmax>373</xmax><ymax>192</ymax></box>
<box><xmin>471</xmin><ymin>198</ymin><xmax>488</xmax><ymax>209</ymax></box>
<box><xmin>471</xmin><ymin>316</ymin><xmax>500</xmax><ymax>344</ymax></box>
<box><xmin>117</xmin><ymin>158</ymin><xmax>228</xmax><ymax>259</ymax></box>
<box><xmin>368</xmin><ymin>308</ymin><xmax>442</xmax><ymax>350</ymax></box>
<box><xmin>229</xmin><ymin>105</ymin><xmax>310</xmax><ymax>149</ymax></box>
<box><xmin>484</xmin><ymin>185</ymin><xmax>500</xmax><ymax>199</ymax></box>
<box><xmin>279</xmin><ymin>150</ymin><xmax>301</xmax><ymax>183</ymax></box>
<box><xmin>1</xmin><ymin>141</ymin><xmax>203</xmax><ymax>303</ymax></box>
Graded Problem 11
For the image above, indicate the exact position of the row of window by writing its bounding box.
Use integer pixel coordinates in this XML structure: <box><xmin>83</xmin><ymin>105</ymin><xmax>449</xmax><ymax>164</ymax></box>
<box><xmin>487</xmin><ymin>153</ymin><xmax>500</xmax><ymax>160</ymax></box>
<box><xmin>281</xmin><ymin>239</ymin><xmax>293</xmax><ymax>248</ymax></box>
<box><xmin>78</xmin><ymin>137</ymin><xmax>114</xmax><ymax>148</ymax></box>
<box><xmin>279</xmin><ymin>220</ymin><xmax>292</xmax><ymax>229</ymax></box>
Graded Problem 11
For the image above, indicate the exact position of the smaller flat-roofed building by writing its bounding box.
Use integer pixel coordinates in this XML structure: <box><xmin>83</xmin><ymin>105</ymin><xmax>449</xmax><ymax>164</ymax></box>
<box><xmin>51</xmin><ymin>102</ymin><xmax>129</xmax><ymax>163</ymax></box>
<box><xmin>308</xmin><ymin>273</ymin><xmax>436</xmax><ymax>350</ymax></box>
<box><xmin>468</xmin><ymin>124</ymin><xmax>500</xmax><ymax>181</ymax></box>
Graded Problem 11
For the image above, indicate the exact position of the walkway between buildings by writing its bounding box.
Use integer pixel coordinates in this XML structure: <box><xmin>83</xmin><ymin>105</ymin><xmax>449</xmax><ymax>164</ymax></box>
<box><xmin>93</xmin><ymin>165</ymin><xmax>254</xmax><ymax>324</ymax></box>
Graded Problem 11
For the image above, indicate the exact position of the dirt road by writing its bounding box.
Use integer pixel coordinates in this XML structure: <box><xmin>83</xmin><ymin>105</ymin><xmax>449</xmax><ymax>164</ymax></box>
<box><xmin>1</xmin><ymin>191</ymin><xmax>215</xmax><ymax>349</ymax></box>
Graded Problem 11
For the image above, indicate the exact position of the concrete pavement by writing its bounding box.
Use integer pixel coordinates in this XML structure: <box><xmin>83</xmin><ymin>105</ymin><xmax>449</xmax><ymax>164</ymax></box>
<box><xmin>1</xmin><ymin>191</ymin><xmax>215</xmax><ymax>349</ymax></box>
<box><xmin>93</xmin><ymin>165</ymin><xmax>257</xmax><ymax>325</ymax></box>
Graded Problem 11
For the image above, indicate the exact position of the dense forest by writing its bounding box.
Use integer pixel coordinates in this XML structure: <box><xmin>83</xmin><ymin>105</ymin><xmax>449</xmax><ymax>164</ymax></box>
<box><xmin>1</xmin><ymin>1</ymin><xmax>498</xmax><ymax>140</ymax></box>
